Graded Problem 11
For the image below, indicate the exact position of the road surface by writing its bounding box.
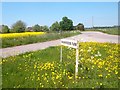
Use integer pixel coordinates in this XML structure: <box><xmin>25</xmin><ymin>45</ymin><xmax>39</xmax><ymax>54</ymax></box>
<box><xmin>0</xmin><ymin>31</ymin><xmax>119</xmax><ymax>58</ymax></box>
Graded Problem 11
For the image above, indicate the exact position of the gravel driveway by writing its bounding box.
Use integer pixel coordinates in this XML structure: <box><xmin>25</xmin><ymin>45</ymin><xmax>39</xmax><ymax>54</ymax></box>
<box><xmin>0</xmin><ymin>31</ymin><xmax>119</xmax><ymax>58</ymax></box>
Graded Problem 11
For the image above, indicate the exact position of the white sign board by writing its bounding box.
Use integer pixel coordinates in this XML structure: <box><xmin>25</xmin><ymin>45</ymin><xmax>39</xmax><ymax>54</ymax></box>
<box><xmin>61</xmin><ymin>39</ymin><xmax>78</xmax><ymax>49</ymax></box>
<box><xmin>60</xmin><ymin>39</ymin><xmax>79</xmax><ymax>79</ymax></box>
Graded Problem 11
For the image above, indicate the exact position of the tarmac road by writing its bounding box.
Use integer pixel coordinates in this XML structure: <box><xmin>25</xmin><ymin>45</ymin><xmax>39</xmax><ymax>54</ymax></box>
<box><xmin>0</xmin><ymin>31</ymin><xmax>119</xmax><ymax>58</ymax></box>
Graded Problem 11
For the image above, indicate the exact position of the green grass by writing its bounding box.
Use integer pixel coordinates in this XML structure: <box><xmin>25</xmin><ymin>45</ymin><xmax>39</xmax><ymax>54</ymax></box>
<box><xmin>0</xmin><ymin>63</ymin><xmax>2</xmax><ymax>90</ymax></box>
<box><xmin>2</xmin><ymin>42</ymin><xmax>119</xmax><ymax>88</ymax></box>
<box><xmin>2</xmin><ymin>31</ymin><xmax>80</xmax><ymax>48</ymax></box>
<box><xmin>85</xmin><ymin>28</ymin><xmax>120</xmax><ymax>35</ymax></box>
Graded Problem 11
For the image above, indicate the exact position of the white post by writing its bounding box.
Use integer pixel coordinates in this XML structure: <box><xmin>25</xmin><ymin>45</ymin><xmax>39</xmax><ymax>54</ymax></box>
<box><xmin>60</xmin><ymin>45</ymin><xmax>62</xmax><ymax>62</ymax></box>
<box><xmin>75</xmin><ymin>41</ymin><xmax>79</xmax><ymax>79</ymax></box>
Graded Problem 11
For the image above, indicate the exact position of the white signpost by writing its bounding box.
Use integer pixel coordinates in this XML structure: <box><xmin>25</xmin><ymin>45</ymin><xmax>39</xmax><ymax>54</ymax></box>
<box><xmin>60</xmin><ymin>39</ymin><xmax>79</xmax><ymax>79</ymax></box>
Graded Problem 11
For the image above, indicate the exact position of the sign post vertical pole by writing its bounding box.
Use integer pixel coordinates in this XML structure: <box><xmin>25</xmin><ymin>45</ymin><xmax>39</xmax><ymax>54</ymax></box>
<box><xmin>60</xmin><ymin>45</ymin><xmax>62</xmax><ymax>62</ymax></box>
<box><xmin>61</xmin><ymin>39</ymin><xmax>79</xmax><ymax>79</ymax></box>
<box><xmin>75</xmin><ymin>41</ymin><xmax>79</xmax><ymax>79</ymax></box>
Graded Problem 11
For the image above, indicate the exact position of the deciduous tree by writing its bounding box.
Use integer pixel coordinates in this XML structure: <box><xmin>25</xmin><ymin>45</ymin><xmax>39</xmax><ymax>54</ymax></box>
<box><xmin>33</xmin><ymin>24</ymin><xmax>41</xmax><ymax>32</ymax></box>
<box><xmin>50</xmin><ymin>21</ymin><xmax>60</xmax><ymax>31</ymax></box>
<box><xmin>11</xmin><ymin>20</ymin><xmax>26</xmax><ymax>33</ymax></box>
<box><xmin>60</xmin><ymin>16</ymin><xmax>73</xmax><ymax>31</ymax></box>
<box><xmin>2</xmin><ymin>25</ymin><xmax>10</xmax><ymax>33</ymax></box>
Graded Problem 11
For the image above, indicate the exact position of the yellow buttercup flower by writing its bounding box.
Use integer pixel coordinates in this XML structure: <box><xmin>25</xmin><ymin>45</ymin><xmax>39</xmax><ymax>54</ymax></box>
<box><xmin>115</xmin><ymin>71</ymin><xmax>118</xmax><ymax>74</ymax></box>
<box><xmin>98</xmin><ymin>74</ymin><xmax>103</xmax><ymax>77</ymax></box>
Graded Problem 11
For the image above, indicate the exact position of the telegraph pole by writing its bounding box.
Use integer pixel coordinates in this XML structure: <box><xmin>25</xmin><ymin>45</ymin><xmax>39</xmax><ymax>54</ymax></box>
<box><xmin>92</xmin><ymin>16</ymin><xmax>94</xmax><ymax>28</ymax></box>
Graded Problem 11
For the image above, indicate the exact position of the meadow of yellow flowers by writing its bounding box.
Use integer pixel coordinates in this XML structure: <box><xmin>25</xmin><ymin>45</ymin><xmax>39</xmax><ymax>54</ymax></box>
<box><xmin>2</xmin><ymin>42</ymin><xmax>119</xmax><ymax>88</ymax></box>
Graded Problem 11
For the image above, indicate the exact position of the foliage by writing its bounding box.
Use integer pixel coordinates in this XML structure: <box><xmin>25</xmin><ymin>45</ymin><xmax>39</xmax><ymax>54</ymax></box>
<box><xmin>1</xmin><ymin>25</ymin><xmax>10</xmax><ymax>33</ymax></box>
<box><xmin>1</xmin><ymin>17</ymin><xmax>84</xmax><ymax>33</ymax></box>
<box><xmin>50</xmin><ymin>21</ymin><xmax>60</xmax><ymax>31</ymax></box>
<box><xmin>2</xmin><ymin>42</ymin><xmax>119</xmax><ymax>88</ymax></box>
<box><xmin>32</xmin><ymin>24</ymin><xmax>41</xmax><ymax>32</ymax></box>
<box><xmin>76</xmin><ymin>23</ymin><xmax>84</xmax><ymax>31</ymax></box>
<box><xmin>41</xmin><ymin>25</ymin><xmax>49</xmax><ymax>32</ymax></box>
<box><xmin>11</xmin><ymin>20</ymin><xmax>26</xmax><ymax>33</ymax></box>
<box><xmin>32</xmin><ymin>25</ymin><xmax>49</xmax><ymax>32</ymax></box>
<box><xmin>60</xmin><ymin>16</ymin><xmax>73</xmax><ymax>31</ymax></box>
<box><xmin>1</xmin><ymin>31</ymin><xmax>80</xmax><ymax>48</ymax></box>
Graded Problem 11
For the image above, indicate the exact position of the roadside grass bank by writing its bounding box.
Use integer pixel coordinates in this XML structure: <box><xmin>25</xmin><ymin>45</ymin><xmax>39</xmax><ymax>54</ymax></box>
<box><xmin>1</xmin><ymin>31</ymin><xmax>80</xmax><ymax>48</ymax></box>
<box><xmin>2</xmin><ymin>42</ymin><xmax>119</xmax><ymax>88</ymax></box>
<box><xmin>85</xmin><ymin>28</ymin><xmax>120</xmax><ymax>35</ymax></box>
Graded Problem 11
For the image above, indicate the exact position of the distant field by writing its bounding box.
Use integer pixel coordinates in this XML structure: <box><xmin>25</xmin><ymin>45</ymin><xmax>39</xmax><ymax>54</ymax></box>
<box><xmin>2</xmin><ymin>42</ymin><xmax>119</xmax><ymax>88</ymax></box>
<box><xmin>85</xmin><ymin>28</ymin><xmax>120</xmax><ymax>35</ymax></box>
<box><xmin>1</xmin><ymin>31</ymin><xmax>80</xmax><ymax>48</ymax></box>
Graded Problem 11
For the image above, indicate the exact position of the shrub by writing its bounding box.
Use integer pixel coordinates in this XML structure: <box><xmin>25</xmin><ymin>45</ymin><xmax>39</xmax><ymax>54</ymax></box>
<box><xmin>76</xmin><ymin>23</ymin><xmax>85</xmax><ymax>31</ymax></box>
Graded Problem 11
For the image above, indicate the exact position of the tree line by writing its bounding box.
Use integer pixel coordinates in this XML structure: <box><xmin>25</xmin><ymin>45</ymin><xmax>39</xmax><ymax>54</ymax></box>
<box><xmin>1</xmin><ymin>16</ymin><xmax>84</xmax><ymax>33</ymax></box>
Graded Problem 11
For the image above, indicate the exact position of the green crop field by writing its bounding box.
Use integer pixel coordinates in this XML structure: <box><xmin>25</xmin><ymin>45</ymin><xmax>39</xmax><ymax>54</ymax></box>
<box><xmin>2</xmin><ymin>42</ymin><xmax>119</xmax><ymax>89</ymax></box>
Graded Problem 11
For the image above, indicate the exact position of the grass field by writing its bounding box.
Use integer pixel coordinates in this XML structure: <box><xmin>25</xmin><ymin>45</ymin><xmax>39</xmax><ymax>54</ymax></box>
<box><xmin>85</xmin><ymin>28</ymin><xmax>120</xmax><ymax>35</ymax></box>
<box><xmin>2</xmin><ymin>42</ymin><xmax>119</xmax><ymax>88</ymax></box>
<box><xmin>1</xmin><ymin>31</ymin><xmax>80</xmax><ymax>48</ymax></box>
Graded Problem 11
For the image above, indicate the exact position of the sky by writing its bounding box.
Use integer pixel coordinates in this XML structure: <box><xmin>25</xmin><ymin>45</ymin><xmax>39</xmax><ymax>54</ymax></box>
<box><xmin>1</xmin><ymin>0</ymin><xmax>120</xmax><ymax>2</ymax></box>
<box><xmin>2</xmin><ymin>2</ymin><xmax>118</xmax><ymax>28</ymax></box>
